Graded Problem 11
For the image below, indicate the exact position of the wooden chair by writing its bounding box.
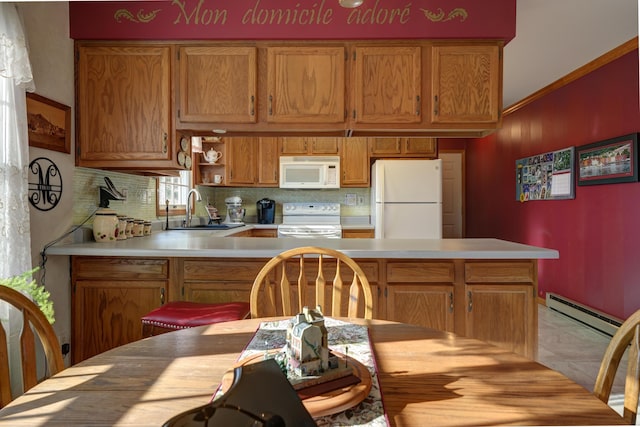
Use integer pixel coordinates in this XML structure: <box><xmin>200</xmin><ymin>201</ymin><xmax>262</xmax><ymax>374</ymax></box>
<box><xmin>593</xmin><ymin>309</ymin><xmax>640</xmax><ymax>424</ymax></box>
<box><xmin>0</xmin><ymin>285</ymin><xmax>64</xmax><ymax>408</ymax></box>
<box><xmin>250</xmin><ymin>246</ymin><xmax>373</xmax><ymax>319</ymax></box>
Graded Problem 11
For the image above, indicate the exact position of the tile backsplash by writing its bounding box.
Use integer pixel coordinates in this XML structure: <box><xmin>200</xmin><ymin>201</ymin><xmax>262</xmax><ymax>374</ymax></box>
<box><xmin>73</xmin><ymin>168</ymin><xmax>370</xmax><ymax>225</ymax></box>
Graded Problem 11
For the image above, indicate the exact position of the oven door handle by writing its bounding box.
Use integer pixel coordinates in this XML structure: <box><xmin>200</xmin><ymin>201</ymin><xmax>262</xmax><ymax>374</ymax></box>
<box><xmin>277</xmin><ymin>228</ymin><xmax>342</xmax><ymax>238</ymax></box>
<box><xmin>277</xmin><ymin>229</ymin><xmax>301</xmax><ymax>237</ymax></box>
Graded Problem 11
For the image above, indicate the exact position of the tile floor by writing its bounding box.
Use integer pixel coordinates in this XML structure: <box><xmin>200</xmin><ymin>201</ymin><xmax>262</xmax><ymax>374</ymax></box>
<box><xmin>537</xmin><ymin>304</ymin><xmax>628</xmax><ymax>419</ymax></box>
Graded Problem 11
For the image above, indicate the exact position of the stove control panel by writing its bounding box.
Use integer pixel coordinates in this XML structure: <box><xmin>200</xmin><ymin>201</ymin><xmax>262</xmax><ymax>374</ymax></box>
<box><xmin>282</xmin><ymin>202</ymin><xmax>341</xmax><ymax>216</ymax></box>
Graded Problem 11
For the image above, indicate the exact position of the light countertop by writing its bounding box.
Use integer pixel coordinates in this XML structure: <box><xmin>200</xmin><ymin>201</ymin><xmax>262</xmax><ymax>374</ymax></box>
<box><xmin>46</xmin><ymin>225</ymin><xmax>559</xmax><ymax>259</ymax></box>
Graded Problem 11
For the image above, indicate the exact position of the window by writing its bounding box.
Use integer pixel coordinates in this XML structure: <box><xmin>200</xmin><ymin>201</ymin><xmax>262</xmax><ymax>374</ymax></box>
<box><xmin>156</xmin><ymin>170</ymin><xmax>191</xmax><ymax>217</ymax></box>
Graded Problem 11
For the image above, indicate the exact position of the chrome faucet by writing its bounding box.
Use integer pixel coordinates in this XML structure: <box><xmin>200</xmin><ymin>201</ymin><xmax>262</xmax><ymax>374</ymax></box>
<box><xmin>184</xmin><ymin>188</ymin><xmax>202</xmax><ymax>228</ymax></box>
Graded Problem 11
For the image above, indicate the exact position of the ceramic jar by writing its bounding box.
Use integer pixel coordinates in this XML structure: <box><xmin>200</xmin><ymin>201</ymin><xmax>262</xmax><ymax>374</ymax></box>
<box><xmin>132</xmin><ymin>219</ymin><xmax>145</xmax><ymax>237</ymax></box>
<box><xmin>143</xmin><ymin>221</ymin><xmax>152</xmax><ymax>235</ymax></box>
<box><xmin>117</xmin><ymin>215</ymin><xmax>128</xmax><ymax>240</ymax></box>
<box><xmin>93</xmin><ymin>208</ymin><xmax>119</xmax><ymax>242</ymax></box>
<box><xmin>125</xmin><ymin>218</ymin><xmax>134</xmax><ymax>238</ymax></box>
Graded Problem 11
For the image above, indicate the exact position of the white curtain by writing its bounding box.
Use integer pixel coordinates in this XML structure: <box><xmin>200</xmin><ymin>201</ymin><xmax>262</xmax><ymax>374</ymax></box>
<box><xmin>0</xmin><ymin>3</ymin><xmax>35</xmax><ymax>398</ymax></box>
<box><xmin>0</xmin><ymin>3</ymin><xmax>34</xmax><ymax>279</ymax></box>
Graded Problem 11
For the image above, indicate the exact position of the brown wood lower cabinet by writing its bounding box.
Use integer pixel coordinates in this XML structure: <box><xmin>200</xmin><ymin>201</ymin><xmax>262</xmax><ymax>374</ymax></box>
<box><xmin>71</xmin><ymin>257</ymin><xmax>170</xmax><ymax>363</ymax></box>
<box><xmin>71</xmin><ymin>256</ymin><xmax>537</xmax><ymax>363</ymax></box>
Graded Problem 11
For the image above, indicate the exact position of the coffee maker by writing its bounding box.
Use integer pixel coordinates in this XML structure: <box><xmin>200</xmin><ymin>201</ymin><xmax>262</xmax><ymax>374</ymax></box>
<box><xmin>224</xmin><ymin>196</ymin><xmax>246</xmax><ymax>224</ymax></box>
<box><xmin>256</xmin><ymin>198</ymin><xmax>275</xmax><ymax>224</ymax></box>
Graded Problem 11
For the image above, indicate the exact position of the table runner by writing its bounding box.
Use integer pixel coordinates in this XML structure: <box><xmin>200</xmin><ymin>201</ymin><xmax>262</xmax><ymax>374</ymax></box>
<box><xmin>216</xmin><ymin>318</ymin><xmax>389</xmax><ymax>427</ymax></box>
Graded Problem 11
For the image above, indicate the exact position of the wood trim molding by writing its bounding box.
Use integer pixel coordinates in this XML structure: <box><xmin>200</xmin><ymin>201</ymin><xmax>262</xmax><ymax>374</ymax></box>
<box><xmin>503</xmin><ymin>37</ymin><xmax>638</xmax><ymax>117</ymax></box>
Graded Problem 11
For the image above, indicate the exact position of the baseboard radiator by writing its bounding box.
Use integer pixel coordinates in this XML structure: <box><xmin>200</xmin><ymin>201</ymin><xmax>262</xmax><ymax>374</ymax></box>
<box><xmin>546</xmin><ymin>293</ymin><xmax>623</xmax><ymax>337</ymax></box>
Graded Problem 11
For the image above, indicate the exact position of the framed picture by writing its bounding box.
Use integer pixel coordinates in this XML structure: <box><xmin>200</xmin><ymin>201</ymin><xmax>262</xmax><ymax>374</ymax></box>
<box><xmin>515</xmin><ymin>147</ymin><xmax>575</xmax><ymax>201</ymax></box>
<box><xmin>577</xmin><ymin>133</ymin><xmax>639</xmax><ymax>186</ymax></box>
<box><xmin>26</xmin><ymin>93</ymin><xmax>71</xmax><ymax>154</ymax></box>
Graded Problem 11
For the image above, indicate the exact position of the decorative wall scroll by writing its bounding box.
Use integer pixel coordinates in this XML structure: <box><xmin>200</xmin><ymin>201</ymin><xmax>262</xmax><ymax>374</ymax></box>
<box><xmin>577</xmin><ymin>133</ymin><xmax>638</xmax><ymax>186</ymax></box>
<box><xmin>69</xmin><ymin>0</ymin><xmax>516</xmax><ymax>41</ymax></box>
<box><xmin>516</xmin><ymin>147</ymin><xmax>575</xmax><ymax>202</ymax></box>
<box><xmin>26</xmin><ymin>93</ymin><xmax>71</xmax><ymax>154</ymax></box>
<box><xmin>28</xmin><ymin>157</ymin><xmax>63</xmax><ymax>211</ymax></box>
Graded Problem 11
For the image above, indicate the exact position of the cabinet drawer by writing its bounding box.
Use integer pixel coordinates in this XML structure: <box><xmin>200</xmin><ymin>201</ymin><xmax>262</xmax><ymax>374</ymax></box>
<box><xmin>183</xmin><ymin>282</ymin><xmax>253</xmax><ymax>304</ymax></box>
<box><xmin>386</xmin><ymin>261</ymin><xmax>455</xmax><ymax>283</ymax></box>
<box><xmin>342</xmin><ymin>229</ymin><xmax>374</xmax><ymax>238</ymax></box>
<box><xmin>183</xmin><ymin>259</ymin><xmax>269</xmax><ymax>281</ymax></box>
<box><xmin>465</xmin><ymin>261</ymin><xmax>535</xmax><ymax>283</ymax></box>
<box><xmin>251</xmin><ymin>229</ymin><xmax>278</xmax><ymax>237</ymax></box>
<box><xmin>72</xmin><ymin>257</ymin><xmax>169</xmax><ymax>280</ymax></box>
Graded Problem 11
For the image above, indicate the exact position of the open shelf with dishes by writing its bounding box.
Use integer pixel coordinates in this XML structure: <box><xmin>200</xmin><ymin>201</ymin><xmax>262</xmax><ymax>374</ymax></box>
<box><xmin>196</xmin><ymin>137</ymin><xmax>226</xmax><ymax>186</ymax></box>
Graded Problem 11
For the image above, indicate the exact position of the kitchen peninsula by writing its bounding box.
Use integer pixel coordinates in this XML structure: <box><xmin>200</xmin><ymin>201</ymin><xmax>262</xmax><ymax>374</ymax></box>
<box><xmin>47</xmin><ymin>231</ymin><xmax>557</xmax><ymax>363</ymax></box>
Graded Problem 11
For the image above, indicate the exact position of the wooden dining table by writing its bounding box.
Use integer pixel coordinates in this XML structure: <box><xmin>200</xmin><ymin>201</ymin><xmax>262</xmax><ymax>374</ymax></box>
<box><xmin>0</xmin><ymin>317</ymin><xmax>626</xmax><ymax>426</ymax></box>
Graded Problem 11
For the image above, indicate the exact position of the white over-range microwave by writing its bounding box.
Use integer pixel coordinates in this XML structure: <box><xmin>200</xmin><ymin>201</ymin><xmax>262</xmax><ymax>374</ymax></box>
<box><xmin>279</xmin><ymin>156</ymin><xmax>340</xmax><ymax>189</ymax></box>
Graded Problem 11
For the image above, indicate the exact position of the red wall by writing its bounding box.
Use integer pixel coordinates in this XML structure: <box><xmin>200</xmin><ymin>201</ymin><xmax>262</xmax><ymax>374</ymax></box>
<box><xmin>464</xmin><ymin>49</ymin><xmax>640</xmax><ymax>319</ymax></box>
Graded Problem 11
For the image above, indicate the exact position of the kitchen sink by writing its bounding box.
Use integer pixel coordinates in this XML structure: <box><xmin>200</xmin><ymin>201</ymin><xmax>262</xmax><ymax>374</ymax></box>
<box><xmin>168</xmin><ymin>223</ymin><xmax>245</xmax><ymax>231</ymax></box>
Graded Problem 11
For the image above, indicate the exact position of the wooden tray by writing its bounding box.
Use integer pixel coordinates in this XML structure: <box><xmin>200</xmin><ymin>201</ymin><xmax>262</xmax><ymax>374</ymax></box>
<box><xmin>220</xmin><ymin>351</ymin><xmax>372</xmax><ymax>418</ymax></box>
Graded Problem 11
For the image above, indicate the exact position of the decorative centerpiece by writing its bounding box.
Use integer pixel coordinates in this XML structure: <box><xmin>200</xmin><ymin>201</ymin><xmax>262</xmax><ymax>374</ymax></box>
<box><xmin>272</xmin><ymin>306</ymin><xmax>354</xmax><ymax>390</ymax></box>
<box><xmin>219</xmin><ymin>311</ymin><xmax>378</xmax><ymax>420</ymax></box>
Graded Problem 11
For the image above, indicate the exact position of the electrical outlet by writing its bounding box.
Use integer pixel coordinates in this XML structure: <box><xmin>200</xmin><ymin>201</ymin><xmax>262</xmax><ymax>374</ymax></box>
<box><xmin>357</xmin><ymin>195</ymin><xmax>365</xmax><ymax>205</ymax></box>
<box><xmin>58</xmin><ymin>334</ymin><xmax>70</xmax><ymax>358</ymax></box>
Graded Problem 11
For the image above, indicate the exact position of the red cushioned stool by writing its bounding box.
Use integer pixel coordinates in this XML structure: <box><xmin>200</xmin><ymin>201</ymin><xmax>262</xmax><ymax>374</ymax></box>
<box><xmin>141</xmin><ymin>301</ymin><xmax>251</xmax><ymax>338</ymax></box>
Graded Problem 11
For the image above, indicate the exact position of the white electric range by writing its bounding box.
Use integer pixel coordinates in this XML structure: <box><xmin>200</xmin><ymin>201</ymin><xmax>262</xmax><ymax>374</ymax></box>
<box><xmin>277</xmin><ymin>202</ymin><xmax>342</xmax><ymax>238</ymax></box>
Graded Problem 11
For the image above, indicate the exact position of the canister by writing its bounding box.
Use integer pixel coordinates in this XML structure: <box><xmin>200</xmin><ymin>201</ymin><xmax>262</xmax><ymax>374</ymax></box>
<box><xmin>93</xmin><ymin>208</ymin><xmax>119</xmax><ymax>242</ymax></box>
<box><xmin>143</xmin><ymin>221</ymin><xmax>152</xmax><ymax>235</ymax></box>
<box><xmin>117</xmin><ymin>215</ymin><xmax>128</xmax><ymax>240</ymax></box>
<box><xmin>133</xmin><ymin>219</ymin><xmax>145</xmax><ymax>237</ymax></box>
<box><xmin>125</xmin><ymin>217</ymin><xmax>134</xmax><ymax>238</ymax></box>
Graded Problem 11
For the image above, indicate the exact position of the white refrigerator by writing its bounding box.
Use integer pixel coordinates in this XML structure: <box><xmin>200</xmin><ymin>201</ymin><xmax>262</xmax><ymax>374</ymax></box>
<box><xmin>371</xmin><ymin>159</ymin><xmax>442</xmax><ymax>239</ymax></box>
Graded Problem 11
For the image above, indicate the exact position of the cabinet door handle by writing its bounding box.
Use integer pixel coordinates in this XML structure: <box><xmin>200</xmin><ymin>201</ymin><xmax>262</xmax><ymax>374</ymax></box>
<box><xmin>250</xmin><ymin>95</ymin><xmax>255</xmax><ymax>116</ymax></box>
<box><xmin>162</xmin><ymin>132</ymin><xmax>168</xmax><ymax>154</ymax></box>
<box><xmin>433</xmin><ymin>95</ymin><xmax>439</xmax><ymax>116</ymax></box>
<box><xmin>268</xmin><ymin>95</ymin><xmax>273</xmax><ymax>115</ymax></box>
<box><xmin>449</xmin><ymin>291</ymin><xmax>454</xmax><ymax>313</ymax></box>
<box><xmin>416</xmin><ymin>95</ymin><xmax>421</xmax><ymax>116</ymax></box>
<box><xmin>160</xmin><ymin>288</ymin><xmax>165</xmax><ymax>305</ymax></box>
<box><xmin>467</xmin><ymin>291</ymin><xmax>472</xmax><ymax>312</ymax></box>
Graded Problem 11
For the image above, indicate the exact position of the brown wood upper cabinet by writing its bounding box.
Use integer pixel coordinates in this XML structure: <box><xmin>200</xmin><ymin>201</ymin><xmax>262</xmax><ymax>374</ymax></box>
<box><xmin>351</xmin><ymin>46</ymin><xmax>422</xmax><ymax>124</ymax></box>
<box><xmin>76</xmin><ymin>43</ymin><xmax>175</xmax><ymax>169</ymax></box>
<box><xmin>280</xmin><ymin>137</ymin><xmax>340</xmax><ymax>155</ymax></box>
<box><xmin>266</xmin><ymin>46</ymin><xmax>346</xmax><ymax>124</ymax></box>
<box><xmin>178</xmin><ymin>46</ymin><xmax>257</xmax><ymax>123</ymax></box>
<box><xmin>226</xmin><ymin>137</ymin><xmax>258</xmax><ymax>186</ymax></box>
<box><xmin>369</xmin><ymin>137</ymin><xmax>437</xmax><ymax>158</ymax></box>
<box><xmin>257</xmin><ymin>137</ymin><xmax>279</xmax><ymax>186</ymax></box>
<box><xmin>431</xmin><ymin>44</ymin><xmax>501</xmax><ymax>124</ymax></box>
<box><xmin>341</xmin><ymin>137</ymin><xmax>369</xmax><ymax>187</ymax></box>
<box><xmin>75</xmin><ymin>40</ymin><xmax>503</xmax><ymax>173</ymax></box>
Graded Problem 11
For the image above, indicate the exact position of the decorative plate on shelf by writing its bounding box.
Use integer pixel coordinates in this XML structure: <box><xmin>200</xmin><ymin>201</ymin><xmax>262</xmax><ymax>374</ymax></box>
<box><xmin>177</xmin><ymin>151</ymin><xmax>186</xmax><ymax>166</ymax></box>
<box><xmin>184</xmin><ymin>155</ymin><xmax>192</xmax><ymax>169</ymax></box>
<box><xmin>180</xmin><ymin>136</ymin><xmax>190</xmax><ymax>151</ymax></box>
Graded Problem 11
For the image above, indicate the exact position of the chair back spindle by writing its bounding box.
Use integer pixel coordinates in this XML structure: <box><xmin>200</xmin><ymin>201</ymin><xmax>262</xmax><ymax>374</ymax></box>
<box><xmin>250</xmin><ymin>247</ymin><xmax>373</xmax><ymax>319</ymax></box>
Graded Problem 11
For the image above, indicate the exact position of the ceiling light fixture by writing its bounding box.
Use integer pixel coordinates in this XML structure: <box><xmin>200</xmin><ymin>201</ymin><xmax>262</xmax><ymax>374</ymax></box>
<box><xmin>339</xmin><ymin>0</ymin><xmax>364</xmax><ymax>8</ymax></box>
